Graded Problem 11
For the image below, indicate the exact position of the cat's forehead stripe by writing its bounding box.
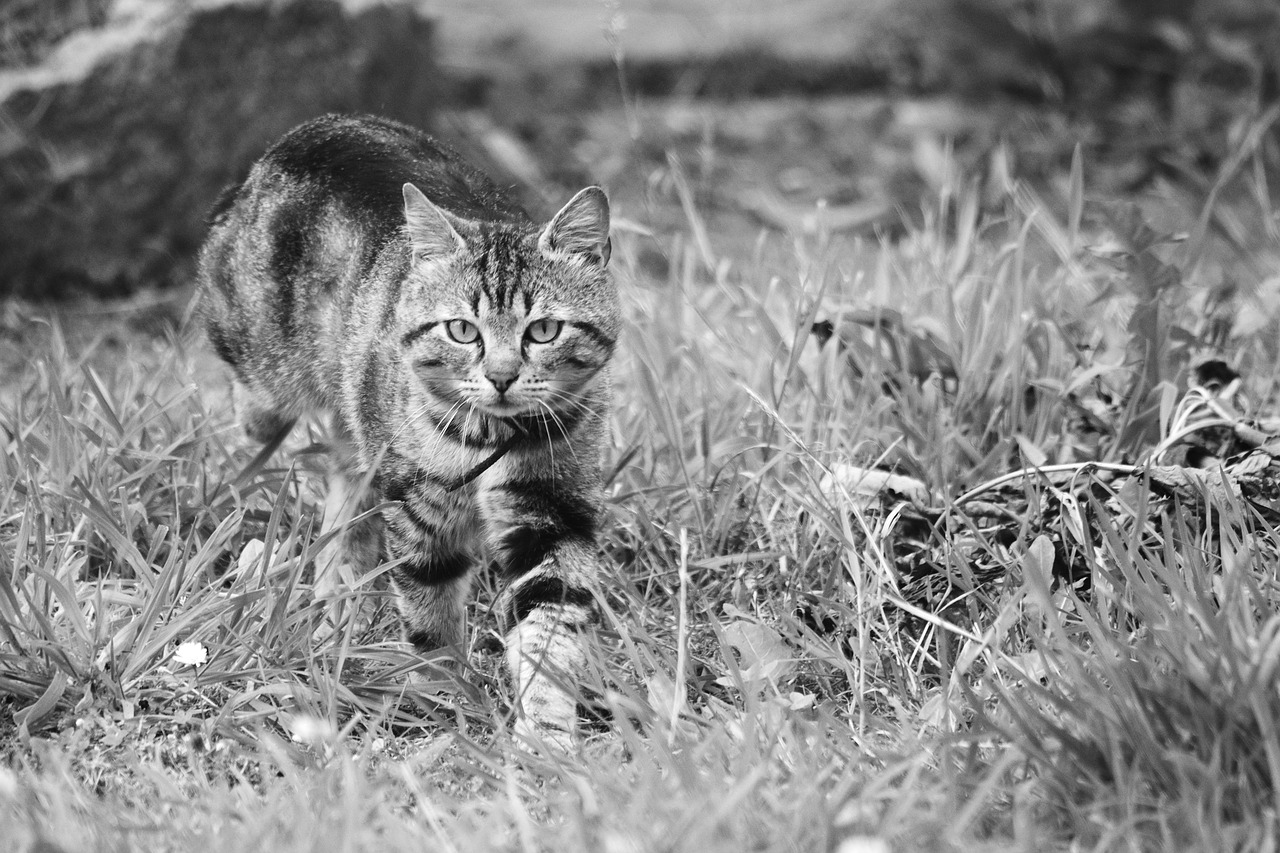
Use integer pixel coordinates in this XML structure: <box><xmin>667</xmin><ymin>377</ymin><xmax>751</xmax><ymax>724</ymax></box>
<box><xmin>475</xmin><ymin>226</ymin><xmax>530</xmax><ymax>313</ymax></box>
<box><xmin>504</xmin><ymin>233</ymin><xmax>529</xmax><ymax>310</ymax></box>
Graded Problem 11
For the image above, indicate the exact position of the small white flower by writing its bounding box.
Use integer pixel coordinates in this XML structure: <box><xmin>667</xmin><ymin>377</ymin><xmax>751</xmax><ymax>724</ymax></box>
<box><xmin>287</xmin><ymin>714</ymin><xmax>336</xmax><ymax>745</ymax></box>
<box><xmin>173</xmin><ymin>641</ymin><xmax>208</xmax><ymax>667</ymax></box>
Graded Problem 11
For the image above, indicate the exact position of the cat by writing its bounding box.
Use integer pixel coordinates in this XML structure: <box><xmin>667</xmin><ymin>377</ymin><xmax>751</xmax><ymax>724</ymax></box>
<box><xmin>196</xmin><ymin>113</ymin><xmax>617</xmax><ymax>748</ymax></box>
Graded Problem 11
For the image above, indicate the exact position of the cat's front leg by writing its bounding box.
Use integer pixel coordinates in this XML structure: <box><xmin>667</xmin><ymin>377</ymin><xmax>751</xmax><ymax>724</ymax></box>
<box><xmin>482</xmin><ymin>474</ymin><xmax>600</xmax><ymax>748</ymax></box>
<box><xmin>502</xmin><ymin>540</ymin><xmax>597</xmax><ymax>750</ymax></box>
<box><xmin>381</xmin><ymin>498</ymin><xmax>476</xmax><ymax>672</ymax></box>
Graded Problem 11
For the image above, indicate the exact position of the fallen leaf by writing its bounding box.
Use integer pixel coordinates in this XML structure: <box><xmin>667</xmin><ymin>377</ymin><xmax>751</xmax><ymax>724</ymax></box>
<box><xmin>236</xmin><ymin>539</ymin><xmax>266</xmax><ymax>574</ymax></box>
<box><xmin>787</xmin><ymin>691</ymin><xmax>816</xmax><ymax>711</ymax></box>
<box><xmin>820</xmin><ymin>462</ymin><xmax>931</xmax><ymax>509</ymax></box>
<box><xmin>718</xmin><ymin>615</ymin><xmax>794</xmax><ymax>688</ymax></box>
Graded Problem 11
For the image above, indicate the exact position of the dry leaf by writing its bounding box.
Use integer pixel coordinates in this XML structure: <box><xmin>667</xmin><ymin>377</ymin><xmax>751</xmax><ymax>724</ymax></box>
<box><xmin>820</xmin><ymin>462</ymin><xmax>931</xmax><ymax>509</ymax></box>
<box><xmin>718</xmin><ymin>611</ymin><xmax>794</xmax><ymax>688</ymax></box>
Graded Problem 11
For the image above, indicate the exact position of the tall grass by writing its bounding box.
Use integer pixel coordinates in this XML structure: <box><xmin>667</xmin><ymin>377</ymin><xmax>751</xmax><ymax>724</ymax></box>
<box><xmin>2</xmin><ymin>147</ymin><xmax>1280</xmax><ymax>851</ymax></box>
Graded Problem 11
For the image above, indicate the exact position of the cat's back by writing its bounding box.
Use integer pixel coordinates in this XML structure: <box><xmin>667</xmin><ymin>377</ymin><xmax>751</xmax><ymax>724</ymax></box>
<box><xmin>254</xmin><ymin>114</ymin><xmax>530</xmax><ymax>233</ymax></box>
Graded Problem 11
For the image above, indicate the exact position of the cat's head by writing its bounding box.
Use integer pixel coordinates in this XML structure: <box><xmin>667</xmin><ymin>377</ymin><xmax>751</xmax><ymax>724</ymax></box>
<box><xmin>397</xmin><ymin>183</ymin><xmax>618</xmax><ymax>425</ymax></box>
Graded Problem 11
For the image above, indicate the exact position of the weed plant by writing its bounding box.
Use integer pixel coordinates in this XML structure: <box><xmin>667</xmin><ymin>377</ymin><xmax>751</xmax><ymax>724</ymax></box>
<box><xmin>3</xmin><ymin>141</ymin><xmax>1280</xmax><ymax>851</ymax></box>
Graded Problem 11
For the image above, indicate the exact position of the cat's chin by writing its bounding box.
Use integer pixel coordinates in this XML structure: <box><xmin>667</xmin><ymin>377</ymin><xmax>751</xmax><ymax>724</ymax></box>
<box><xmin>479</xmin><ymin>399</ymin><xmax>531</xmax><ymax>418</ymax></box>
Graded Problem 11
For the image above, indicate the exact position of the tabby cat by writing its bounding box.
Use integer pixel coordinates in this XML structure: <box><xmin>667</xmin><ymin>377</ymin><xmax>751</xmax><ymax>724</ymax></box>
<box><xmin>196</xmin><ymin>113</ymin><xmax>617</xmax><ymax>746</ymax></box>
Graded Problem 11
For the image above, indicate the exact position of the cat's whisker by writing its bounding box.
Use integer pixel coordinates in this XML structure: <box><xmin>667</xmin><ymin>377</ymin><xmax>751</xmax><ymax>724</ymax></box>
<box><xmin>388</xmin><ymin>399</ymin><xmax>435</xmax><ymax>445</ymax></box>
<box><xmin>439</xmin><ymin>398</ymin><xmax>467</xmax><ymax>434</ymax></box>
<box><xmin>535</xmin><ymin>399</ymin><xmax>561</xmax><ymax>471</ymax></box>
<box><xmin>539</xmin><ymin>382</ymin><xmax>590</xmax><ymax>408</ymax></box>
<box><xmin>543</xmin><ymin>387</ymin><xmax>596</xmax><ymax>424</ymax></box>
<box><xmin>435</xmin><ymin>397</ymin><xmax>471</xmax><ymax>446</ymax></box>
<box><xmin>461</xmin><ymin>400</ymin><xmax>482</xmax><ymax>444</ymax></box>
<box><xmin>537</xmin><ymin>398</ymin><xmax>586</xmax><ymax>468</ymax></box>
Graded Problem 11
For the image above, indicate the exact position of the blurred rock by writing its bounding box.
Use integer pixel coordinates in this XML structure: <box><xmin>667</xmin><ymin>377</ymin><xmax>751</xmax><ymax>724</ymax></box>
<box><xmin>0</xmin><ymin>0</ymin><xmax>439</xmax><ymax>298</ymax></box>
<box><xmin>0</xmin><ymin>0</ymin><xmax>112</xmax><ymax>69</ymax></box>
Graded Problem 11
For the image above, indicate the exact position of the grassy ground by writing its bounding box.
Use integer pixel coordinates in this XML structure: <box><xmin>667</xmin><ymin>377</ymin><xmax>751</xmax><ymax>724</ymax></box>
<box><xmin>5</xmin><ymin>102</ymin><xmax>1280</xmax><ymax>852</ymax></box>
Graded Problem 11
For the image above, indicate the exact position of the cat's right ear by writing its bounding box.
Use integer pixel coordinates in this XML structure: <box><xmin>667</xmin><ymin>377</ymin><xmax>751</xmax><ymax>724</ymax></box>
<box><xmin>540</xmin><ymin>186</ymin><xmax>611</xmax><ymax>266</ymax></box>
<box><xmin>403</xmin><ymin>183</ymin><xmax>465</xmax><ymax>261</ymax></box>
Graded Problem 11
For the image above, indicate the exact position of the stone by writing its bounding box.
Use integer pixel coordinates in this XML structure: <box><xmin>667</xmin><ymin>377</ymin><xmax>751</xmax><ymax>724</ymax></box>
<box><xmin>0</xmin><ymin>0</ymin><xmax>439</xmax><ymax>298</ymax></box>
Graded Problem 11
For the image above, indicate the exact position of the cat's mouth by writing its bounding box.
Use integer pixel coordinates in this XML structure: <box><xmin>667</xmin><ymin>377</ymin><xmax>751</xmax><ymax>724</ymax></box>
<box><xmin>478</xmin><ymin>395</ymin><xmax>532</xmax><ymax>417</ymax></box>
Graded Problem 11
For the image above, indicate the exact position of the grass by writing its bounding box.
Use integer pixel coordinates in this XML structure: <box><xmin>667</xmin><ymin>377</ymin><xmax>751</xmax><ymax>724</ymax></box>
<box><xmin>4</xmin><ymin>133</ymin><xmax>1280</xmax><ymax>852</ymax></box>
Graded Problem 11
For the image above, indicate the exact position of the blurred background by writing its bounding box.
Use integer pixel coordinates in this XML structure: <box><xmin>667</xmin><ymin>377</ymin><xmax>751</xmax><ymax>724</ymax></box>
<box><xmin>0</xmin><ymin>0</ymin><xmax>1277</xmax><ymax>302</ymax></box>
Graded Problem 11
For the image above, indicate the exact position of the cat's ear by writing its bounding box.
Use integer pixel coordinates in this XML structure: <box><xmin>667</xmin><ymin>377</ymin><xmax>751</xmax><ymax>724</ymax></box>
<box><xmin>403</xmin><ymin>183</ymin><xmax>465</xmax><ymax>261</ymax></box>
<box><xmin>540</xmin><ymin>186</ymin><xmax>611</xmax><ymax>266</ymax></box>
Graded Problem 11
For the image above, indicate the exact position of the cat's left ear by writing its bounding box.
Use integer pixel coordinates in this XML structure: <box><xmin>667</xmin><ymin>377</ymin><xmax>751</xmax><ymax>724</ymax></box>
<box><xmin>403</xmin><ymin>182</ymin><xmax>466</xmax><ymax>261</ymax></box>
<box><xmin>540</xmin><ymin>186</ymin><xmax>611</xmax><ymax>266</ymax></box>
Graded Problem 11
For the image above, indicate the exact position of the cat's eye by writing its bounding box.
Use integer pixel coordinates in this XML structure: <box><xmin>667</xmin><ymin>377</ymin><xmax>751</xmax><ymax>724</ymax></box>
<box><xmin>526</xmin><ymin>319</ymin><xmax>562</xmax><ymax>344</ymax></box>
<box><xmin>445</xmin><ymin>319</ymin><xmax>480</xmax><ymax>344</ymax></box>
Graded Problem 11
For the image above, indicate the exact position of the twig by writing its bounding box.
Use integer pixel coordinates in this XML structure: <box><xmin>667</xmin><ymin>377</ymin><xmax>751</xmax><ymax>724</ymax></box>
<box><xmin>670</xmin><ymin>528</ymin><xmax>690</xmax><ymax>744</ymax></box>
<box><xmin>953</xmin><ymin>462</ymin><xmax>1140</xmax><ymax>506</ymax></box>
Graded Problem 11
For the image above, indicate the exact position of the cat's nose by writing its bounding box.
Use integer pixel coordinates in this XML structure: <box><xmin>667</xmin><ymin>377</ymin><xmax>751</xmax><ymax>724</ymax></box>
<box><xmin>486</xmin><ymin>370</ymin><xmax>518</xmax><ymax>394</ymax></box>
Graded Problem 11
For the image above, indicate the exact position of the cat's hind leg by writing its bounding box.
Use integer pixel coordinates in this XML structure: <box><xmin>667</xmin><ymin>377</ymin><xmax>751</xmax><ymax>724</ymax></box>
<box><xmin>313</xmin><ymin>467</ymin><xmax>381</xmax><ymax>603</ymax></box>
<box><xmin>312</xmin><ymin>421</ymin><xmax>383</xmax><ymax>637</ymax></box>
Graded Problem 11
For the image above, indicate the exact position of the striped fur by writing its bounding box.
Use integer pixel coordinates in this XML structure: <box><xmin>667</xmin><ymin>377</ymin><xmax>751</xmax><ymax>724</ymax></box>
<box><xmin>196</xmin><ymin>114</ymin><xmax>617</xmax><ymax>746</ymax></box>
